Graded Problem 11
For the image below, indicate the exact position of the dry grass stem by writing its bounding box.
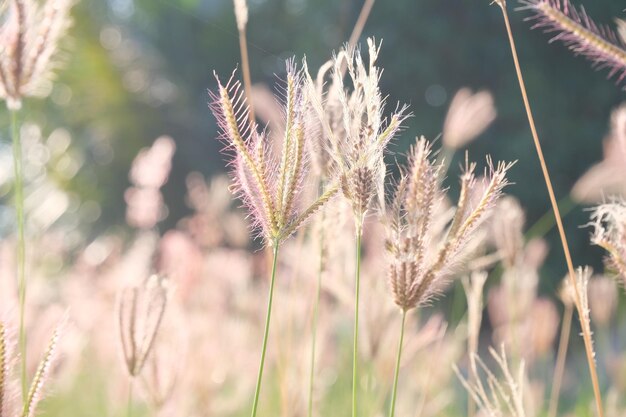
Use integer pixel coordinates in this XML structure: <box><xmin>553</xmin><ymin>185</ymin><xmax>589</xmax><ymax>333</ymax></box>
<box><xmin>493</xmin><ymin>2</ymin><xmax>604</xmax><ymax>415</ymax></box>
<box><xmin>455</xmin><ymin>346</ymin><xmax>527</xmax><ymax>417</ymax></box>
<box><xmin>233</xmin><ymin>0</ymin><xmax>255</xmax><ymax>125</ymax></box>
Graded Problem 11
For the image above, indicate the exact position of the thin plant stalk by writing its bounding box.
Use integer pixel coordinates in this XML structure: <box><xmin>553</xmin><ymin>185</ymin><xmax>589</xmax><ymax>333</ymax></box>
<box><xmin>340</xmin><ymin>0</ymin><xmax>376</xmax><ymax>77</ymax></box>
<box><xmin>347</xmin><ymin>0</ymin><xmax>376</xmax><ymax>49</ymax></box>
<box><xmin>548</xmin><ymin>303</ymin><xmax>574</xmax><ymax>417</ymax></box>
<box><xmin>11</xmin><ymin>110</ymin><xmax>27</xmax><ymax>398</ymax></box>
<box><xmin>307</xmin><ymin>204</ymin><xmax>326</xmax><ymax>417</ymax></box>
<box><xmin>388</xmin><ymin>310</ymin><xmax>407</xmax><ymax>417</ymax></box>
<box><xmin>352</xmin><ymin>226</ymin><xmax>363</xmax><ymax>417</ymax></box>
<box><xmin>234</xmin><ymin>0</ymin><xmax>255</xmax><ymax>125</ymax></box>
<box><xmin>250</xmin><ymin>243</ymin><xmax>280</xmax><ymax>417</ymax></box>
<box><xmin>494</xmin><ymin>3</ymin><xmax>604</xmax><ymax>416</ymax></box>
<box><xmin>127</xmin><ymin>380</ymin><xmax>133</xmax><ymax>417</ymax></box>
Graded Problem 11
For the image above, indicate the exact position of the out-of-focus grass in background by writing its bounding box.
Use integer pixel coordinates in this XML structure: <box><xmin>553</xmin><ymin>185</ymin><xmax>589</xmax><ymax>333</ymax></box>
<box><xmin>0</xmin><ymin>1</ymin><xmax>625</xmax><ymax>416</ymax></box>
<box><xmin>5</xmin><ymin>0</ymin><xmax>621</xmax><ymax>273</ymax></box>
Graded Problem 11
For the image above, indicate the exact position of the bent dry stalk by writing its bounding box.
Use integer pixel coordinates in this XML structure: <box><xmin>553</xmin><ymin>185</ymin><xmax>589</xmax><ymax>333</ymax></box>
<box><xmin>493</xmin><ymin>2</ymin><xmax>604</xmax><ymax>416</ymax></box>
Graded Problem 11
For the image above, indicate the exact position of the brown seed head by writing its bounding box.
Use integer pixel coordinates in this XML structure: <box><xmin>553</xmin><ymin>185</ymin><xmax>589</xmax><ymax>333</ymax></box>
<box><xmin>385</xmin><ymin>137</ymin><xmax>512</xmax><ymax>311</ymax></box>
<box><xmin>322</xmin><ymin>38</ymin><xmax>408</xmax><ymax>227</ymax></box>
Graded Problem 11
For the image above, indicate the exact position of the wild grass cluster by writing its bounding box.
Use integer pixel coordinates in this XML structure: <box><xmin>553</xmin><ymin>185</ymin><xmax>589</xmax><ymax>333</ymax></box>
<box><xmin>0</xmin><ymin>0</ymin><xmax>626</xmax><ymax>417</ymax></box>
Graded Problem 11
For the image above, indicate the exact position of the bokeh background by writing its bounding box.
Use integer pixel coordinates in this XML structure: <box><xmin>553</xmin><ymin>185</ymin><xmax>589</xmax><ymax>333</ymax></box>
<box><xmin>0</xmin><ymin>1</ymin><xmax>625</xmax><ymax>416</ymax></box>
<box><xmin>3</xmin><ymin>0</ymin><xmax>623</xmax><ymax>280</ymax></box>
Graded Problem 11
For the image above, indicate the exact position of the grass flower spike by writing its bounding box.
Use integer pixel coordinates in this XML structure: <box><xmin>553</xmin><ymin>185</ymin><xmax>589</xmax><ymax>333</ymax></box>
<box><xmin>210</xmin><ymin>62</ymin><xmax>337</xmax><ymax>246</ymax></box>
<box><xmin>386</xmin><ymin>146</ymin><xmax>512</xmax><ymax>306</ymax></box>
<box><xmin>210</xmin><ymin>60</ymin><xmax>338</xmax><ymax>417</ymax></box>
<box><xmin>442</xmin><ymin>88</ymin><xmax>496</xmax><ymax>151</ymax></box>
<box><xmin>0</xmin><ymin>0</ymin><xmax>73</xmax><ymax>400</ymax></box>
<box><xmin>0</xmin><ymin>0</ymin><xmax>73</xmax><ymax>110</ymax></box>
<box><xmin>118</xmin><ymin>275</ymin><xmax>168</xmax><ymax>378</ymax></box>
<box><xmin>330</xmin><ymin>38</ymin><xmax>409</xmax><ymax>229</ymax></box>
<box><xmin>316</xmin><ymin>38</ymin><xmax>407</xmax><ymax>417</ymax></box>
<box><xmin>455</xmin><ymin>346</ymin><xmax>528</xmax><ymax>417</ymax></box>
<box><xmin>384</xmin><ymin>137</ymin><xmax>512</xmax><ymax>417</ymax></box>
<box><xmin>590</xmin><ymin>200</ymin><xmax>626</xmax><ymax>282</ymax></box>
<box><xmin>518</xmin><ymin>0</ymin><xmax>626</xmax><ymax>86</ymax></box>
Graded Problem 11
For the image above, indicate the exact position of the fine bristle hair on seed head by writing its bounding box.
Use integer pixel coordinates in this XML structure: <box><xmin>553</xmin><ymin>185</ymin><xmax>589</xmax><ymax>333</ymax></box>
<box><xmin>210</xmin><ymin>60</ymin><xmax>338</xmax><ymax>245</ymax></box>
<box><xmin>454</xmin><ymin>345</ymin><xmax>527</xmax><ymax>417</ymax></box>
<box><xmin>22</xmin><ymin>314</ymin><xmax>67</xmax><ymax>417</ymax></box>
<box><xmin>589</xmin><ymin>199</ymin><xmax>626</xmax><ymax>282</ymax></box>
<box><xmin>326</xmin><ymin>37</ymin><xmax>409</xmax><ymax>228</ymax></box>
<box><xmin>384</xmin><ymin>137</ymin><xmax>511</xmax><ymax>312</ymax></box>
<box><xmin>0</xmin><ymin>320</ymin><xmax>11</xmax><ymax>417</ymax></box>
<box><xmin>518</xmin><ymin>0</ymin><xmax>626</xmax><ymax>87</ymax></box>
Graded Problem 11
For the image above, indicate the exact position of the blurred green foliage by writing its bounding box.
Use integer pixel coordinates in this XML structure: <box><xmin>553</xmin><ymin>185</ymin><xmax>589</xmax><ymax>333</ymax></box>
<box><xmin>5</xmin><ymin>0</ymin><xmax>624</xmax><ymax>280</ymax></box>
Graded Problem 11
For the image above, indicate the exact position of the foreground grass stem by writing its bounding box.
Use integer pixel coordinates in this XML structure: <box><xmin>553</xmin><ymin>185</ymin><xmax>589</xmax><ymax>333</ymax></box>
<box><xmin>251</xmin><ymin>243</ymin><xmax>280</xmax><ymax>417</ymax></box>
<box><xmin>388</xmin><ymin>310</ymin><xmax>406</xmax><ymax>417</ymax></box>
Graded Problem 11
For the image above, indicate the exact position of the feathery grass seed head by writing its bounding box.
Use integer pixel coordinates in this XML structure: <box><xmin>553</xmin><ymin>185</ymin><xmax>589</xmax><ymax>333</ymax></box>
<box><xmin>384</xmin><ymin>137</ymin><xmax>512</xmax><ymax>311</ymax></box>
<box><xmin>326</xmin><ymin>38</ymin><xmax>409</xmax><ymax>227</ymax></box>
<box><xmin>519</xmin><ymin>0</ymin><xmax>626</xmax><ymax>87</ymax></box>
<box><xmin>442</xmin><ymin>88</ymin><xmax>496</xmax><ymax>150</ymax></box>
<box><xmin>22</xmin><ymin>315</ymin><xmax>66</xmax><ymax>417</ymax></box>
<box><xmin>0</xmin><ymin>0</ymin><xmax>74</xmax><ymax>109</ymax></box>
<box><xmin>118</xmin><ymin>274</ymin><xmax>168</xmax><ymax>378</ymax></box>
<box><xmin>210</xmin><ymin>61</ymin><xmax>338</xmax><ymax>245</ymax></box>
<box><xmin>590</xmin><ymin>200</ymin><xmax>626</xmax><ymax>282</ymax></box>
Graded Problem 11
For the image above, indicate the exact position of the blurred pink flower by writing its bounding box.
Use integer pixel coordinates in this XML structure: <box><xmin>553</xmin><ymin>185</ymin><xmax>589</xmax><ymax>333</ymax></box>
<box><xmin>572</xmin><ymin>103</ymin><xmax>626</xmax><ymax>202</ymax></box>
<box><xmin>125</xmin><ymin>136</ymin><xmax>176</xmax><ymax>229</ymax></box>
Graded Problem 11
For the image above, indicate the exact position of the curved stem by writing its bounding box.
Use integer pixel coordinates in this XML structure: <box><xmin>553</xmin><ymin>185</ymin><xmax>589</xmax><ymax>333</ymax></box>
<box><xmin>250</xmin><ymin>243</ymin><xmax>280</xmax><ymax>417</ymax></box>
<box><xmin>352</xmin><ymin>227</ymin><xmax>363</xmax><ymax>417</ymax></box>
<box><xmin>388</xmin><ymin>310</ymin><xmax>407</xmax><ymax>417</ymax></box>
<box><xmin>307</xmin><ymin>206</ymin><xmax>326</xmax><ymax>417</ymax></box>
<box><xmin>548</xmin><ymin>303</ymin><xmax>573</xmax><ymax>417</ymax></box>
<box><xmin>495</xmin><ymin>4</ymin><xmax>604</xmax><ymax>416</ymax></box>
<box><xmin>11</xmin><ymin>110</ymin><xmax>27</xmax><ymax>399</ymax></box>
